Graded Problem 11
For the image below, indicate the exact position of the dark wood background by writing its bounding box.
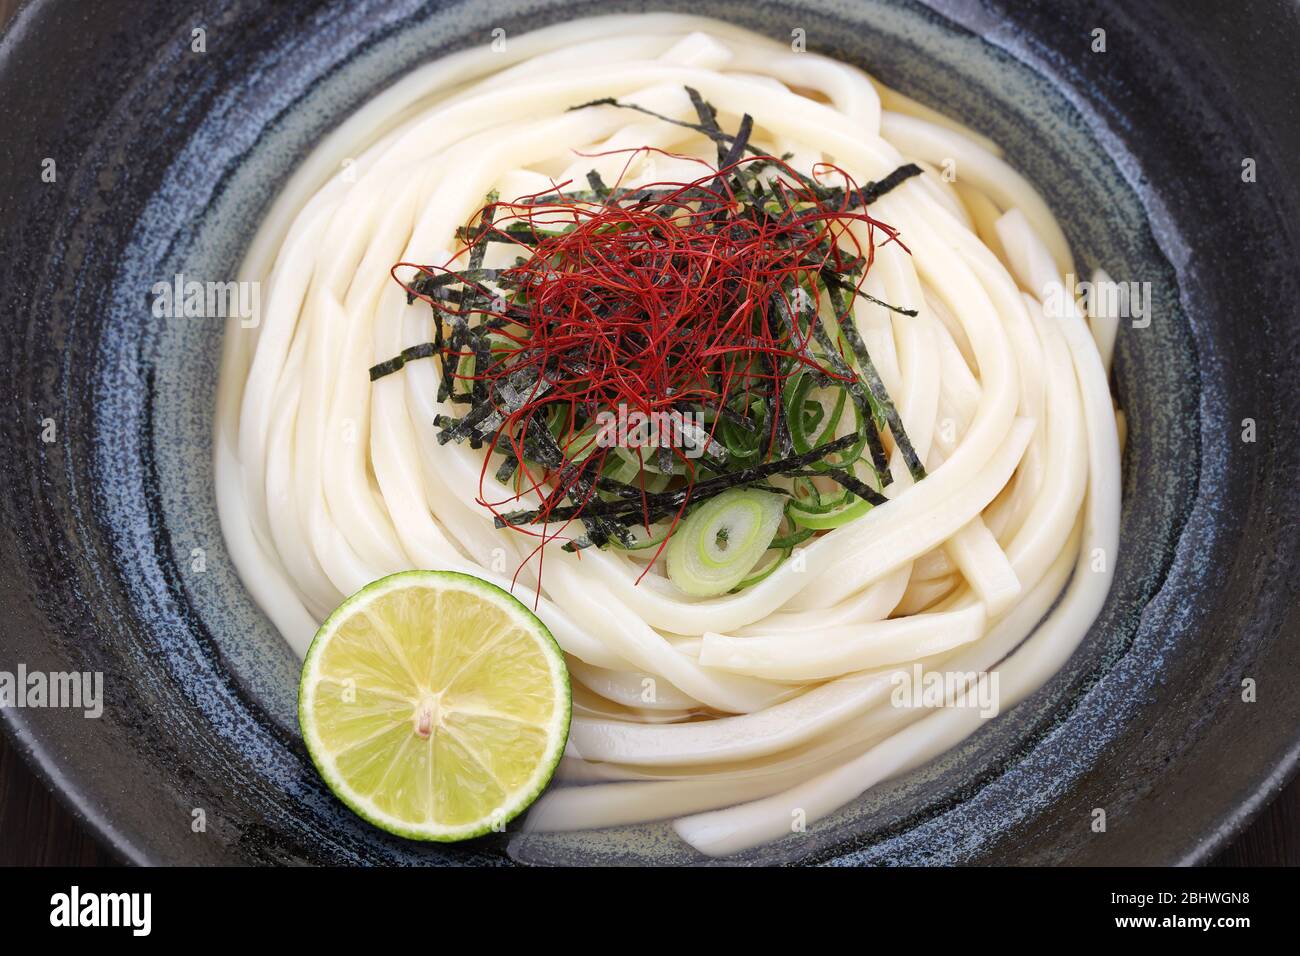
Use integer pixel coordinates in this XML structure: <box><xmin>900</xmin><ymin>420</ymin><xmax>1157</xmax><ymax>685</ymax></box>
<box><xmin>0</xmin><ymin>0</ymin><xmax>1295</xmax><ymax>867</ymax></box>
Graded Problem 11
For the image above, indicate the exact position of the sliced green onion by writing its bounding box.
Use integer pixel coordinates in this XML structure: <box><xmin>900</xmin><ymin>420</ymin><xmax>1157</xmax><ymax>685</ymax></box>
<box><xmin>788</xmin><ymin>475</ymin><xmax>820</xmax><ymax>508</ymax></box>
<box><xmin>667</xmin><ymin>488</ymin><xmax>785</xmax><ymax>597</ymax></box>
<box><xmin>720</xmin><ymin>412</ymin><xmax>762</xmax><ymax>462</ymax></box>
<box><xmin>611</xmin><ymin>521</ymin><xmax>674</xmax><ymax>552</ymax></box>
<box><xmin>786</xmin><ymin>476</ymin><xmax>849</xmax><ymax>514</ymax></box>
<box><xmin>729</xmin><ymin>547</ymin><xmax>791</xmax><ymax>592</ymax></box>
<box><xmin>786</xmin><ymin>373</ymin><xmax>845</xmax><ymax>449</ymax></box>
<box><xmin>769</xmin><ymin>512</ymin><xmax>814</xmax><ymax>549</ymax></box>
<box><xmin>600</xmin><ymin>453</ymin><xmax>641</xmax><ymax>485</ymax></box>
<box><xmin>611</xmin><ymin>447</ymin><xmax>676</xmax><ymax>487</ymax></box>
<box><xmin>787</xmin><ymin>494</ymin><xmax>874</xmax><ymax>530</ymax></box>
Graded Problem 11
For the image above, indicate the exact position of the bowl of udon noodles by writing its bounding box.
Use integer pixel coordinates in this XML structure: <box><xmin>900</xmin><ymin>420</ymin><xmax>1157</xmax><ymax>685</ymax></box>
<box><xmin>1</xmin><ymin>0</ymin><xmax>1297</xmax><ymax>866</ymax></box>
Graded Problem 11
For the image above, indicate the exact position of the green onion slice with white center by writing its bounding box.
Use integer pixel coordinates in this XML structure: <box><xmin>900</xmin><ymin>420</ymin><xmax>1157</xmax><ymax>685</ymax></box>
<box><xmin>666</xmin><ymin>488</ymin><xmax>785</xmax><ymax>597</ymax></box>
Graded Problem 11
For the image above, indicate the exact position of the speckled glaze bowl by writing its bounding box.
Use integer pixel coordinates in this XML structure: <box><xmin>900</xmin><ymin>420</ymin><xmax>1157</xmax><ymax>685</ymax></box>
<box><xmin>1</xmin><ymin>0</ymin><xmax>1297</xmax><ymax>865</ymax></box>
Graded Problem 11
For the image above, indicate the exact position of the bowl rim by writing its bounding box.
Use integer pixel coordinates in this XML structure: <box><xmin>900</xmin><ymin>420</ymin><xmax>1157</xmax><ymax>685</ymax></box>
<box><xmin>2</xmin><ymin>0</ymin><xmax>1299</xmax><ymax>867</ymax></box>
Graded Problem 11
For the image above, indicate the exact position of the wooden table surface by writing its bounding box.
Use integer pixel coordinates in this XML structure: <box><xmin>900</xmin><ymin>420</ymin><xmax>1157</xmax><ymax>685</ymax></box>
<box><xmin>0</xmin><ymin>0</ymin><xmax>1295</xmax><ymax>868</ymax></box>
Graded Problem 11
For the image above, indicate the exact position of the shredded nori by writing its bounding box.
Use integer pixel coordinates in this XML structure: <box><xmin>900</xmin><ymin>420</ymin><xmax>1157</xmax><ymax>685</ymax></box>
<box><xmin>368</xmin><ymin>341</ymin><xmax>440</xmax><ymax>382</ymax></box>
<box><xmin>495</xmin><ymin>433</ymin><xmax>860</xmax><ymax>528</ymax></box>
<box><xmin>369</xmin><ymin>87</ymin><xmax>929</xmax><ymax>557</ymax></box>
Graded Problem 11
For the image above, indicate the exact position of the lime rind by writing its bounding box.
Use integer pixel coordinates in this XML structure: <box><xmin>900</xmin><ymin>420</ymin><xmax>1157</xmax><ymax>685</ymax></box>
<box><xmin>298</xmin><ymin>570</ymin><xmax>571</xmax><ymax>842</ymax></box>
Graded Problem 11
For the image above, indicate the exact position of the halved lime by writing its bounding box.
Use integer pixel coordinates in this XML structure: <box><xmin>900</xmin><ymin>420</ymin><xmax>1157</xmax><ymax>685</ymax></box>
<box><xmin>298</xmin><ymin>570</ymin><xmax>570</xmax><ymax>842</ymax></box>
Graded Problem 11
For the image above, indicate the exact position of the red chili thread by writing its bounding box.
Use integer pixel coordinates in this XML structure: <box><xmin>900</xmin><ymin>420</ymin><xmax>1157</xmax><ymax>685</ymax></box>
<box><xmin>393</xmin><ymin>148</ymin><xmax>908</xmax><ymax>593</ymax></box>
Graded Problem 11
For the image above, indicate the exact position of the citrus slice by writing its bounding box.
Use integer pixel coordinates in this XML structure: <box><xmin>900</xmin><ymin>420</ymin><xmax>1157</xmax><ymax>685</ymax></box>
<box><xmin>298</xmin><ymin>570</ymin><xmax>570</xmax><ymax>841</ymax></box>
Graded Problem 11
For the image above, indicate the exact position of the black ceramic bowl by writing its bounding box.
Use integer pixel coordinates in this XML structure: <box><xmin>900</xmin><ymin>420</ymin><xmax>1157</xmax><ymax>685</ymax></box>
<box><xmin>1</xmin><ymin>0</ymin><xmax>1297</xmax><ymax>866</ymax></box>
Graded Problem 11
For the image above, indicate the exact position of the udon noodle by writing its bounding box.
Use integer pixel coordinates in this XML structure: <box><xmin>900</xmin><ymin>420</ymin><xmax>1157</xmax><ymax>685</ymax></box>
<box><xmin>215</xmin><ymin>14</ymin><xmax>1122</xmax><ymax>856</ymax></box>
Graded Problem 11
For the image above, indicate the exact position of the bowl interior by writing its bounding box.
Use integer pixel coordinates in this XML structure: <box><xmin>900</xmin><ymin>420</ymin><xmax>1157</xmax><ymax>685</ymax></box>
<box><xmin>2</xmin><ymin>0</ymin><xmax>1298</xmax><ymax>866</ymax></box>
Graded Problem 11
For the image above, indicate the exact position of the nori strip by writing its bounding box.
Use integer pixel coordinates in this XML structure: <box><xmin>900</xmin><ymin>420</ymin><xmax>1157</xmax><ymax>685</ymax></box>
<box><xmin>369</xmin><ymin>341</ymin><xmax>439</xmax><ymax>381</ymax></box>
<box><xmin>496</xmin><ymin>432</ymin><xmax>858</xmax><ymax>527</ymax></box>
<box><xmin>656</xmin><ymin>444</ymin><xmax>674</xmax><ymax>474</ymax></box>
<box><xmin>842</xmin><ymin>163</ymin><xmax>924</xmax><ymax>210</ymax></box>
<box><xmin>586</xmin><ymin>169</ymin><xmax>610</xmax><ymax>201</ymax></box>
<box><xmin>792</xmin><ymin>467</ymin><xmax>889</xmax><ymax>507</ymax></box>
<box><xmin>823</xmin><ymin>270</ymin><xmax>918</xmax><ymax>317</ymax></box>
<box><xmin>495</xmin><ymin>452</ymin><xmax>519</xmax><ymax>484</ymax></box>
<box><xmin>824</xmin><ymin>280</ymin><xmax>927</xmax><ymax>481</ymax></box>
<box><xmin>468</xmin><ymin>330</ymin><xmax>492</xmax><ymax>449</ymax></box>
<box><xmin>443</xmin><ymin>196</ymin><xmax>498</xmax><ymax>403</ymax></box>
